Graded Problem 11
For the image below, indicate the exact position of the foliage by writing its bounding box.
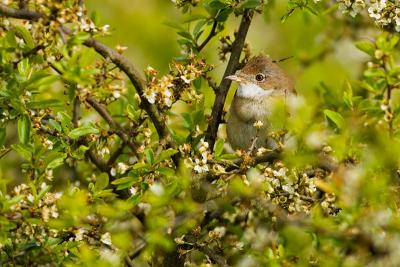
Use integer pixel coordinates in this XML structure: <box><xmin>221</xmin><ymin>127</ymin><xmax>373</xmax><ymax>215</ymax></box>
<box><xmin>0</xmin><ymin>0</ymin><xmax>400</xmax><ymax>266</ymax></box>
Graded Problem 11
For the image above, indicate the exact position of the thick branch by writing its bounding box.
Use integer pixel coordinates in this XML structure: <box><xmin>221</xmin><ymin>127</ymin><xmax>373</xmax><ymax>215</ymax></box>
<box><xmin>0</xmin><ymin>4</ymin><xmax>42</xmax><ymax>20</ymax></box>
<box><xmin>81</xmin><ymin>37</ymin><xmax>170</xmax><ymax>142</ymax></box>
<box><xmin>206</xmin><ymin>10</ymin><xmax>254</xmax><ymax>148</ymax></box>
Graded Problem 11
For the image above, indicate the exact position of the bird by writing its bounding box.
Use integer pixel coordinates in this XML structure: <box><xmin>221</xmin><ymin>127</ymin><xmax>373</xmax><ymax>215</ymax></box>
<box><xmin>225</xmin><ymin>54</ymin><xmax>295</xmax><ymax>151</ymax></box>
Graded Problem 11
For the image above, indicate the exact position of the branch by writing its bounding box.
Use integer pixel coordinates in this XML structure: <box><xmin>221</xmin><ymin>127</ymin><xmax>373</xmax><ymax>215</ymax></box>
<box><xmin>205</xmin><ymin>10</ymin><xmax>254</xmax><ymax>148</ymax></box>
<box><xmin>81</xmin><ymin>36</ymin><xmax>171</xmax><ymax>143</ymax></box>
<box><xmin>0</xmin><ymin>4</ymin><xmax>42</xmax><ymax>20</ymax></box>
<box><xmin>18</xmin><ymin>0</ymin><xmax>28</xmax><ymax>10</ymax></box>
<box><xmin>107</xmin><ymin>144</ymin><xmax>125</xmax><ymax>166</ymax></box>
<box><xmin>85</xmin><ymin>149</ymin><xmax>110</xmax><ymax>173</ymax></box>
<box><xmin>86</xmin><ymin>97</ymin><xmax>139</xmax><ymax>157</ymax></box>
<box><xmin>0</xmin><ymin>3</ymin><xmax>173</xmax><ymax>146</ymax></box>
<box><xmin>197</xmin><ymin>19</ymin><xmax>218</xmax><ymax>52</ymax></box>
<box><xmin>72</xmin><ymin>97</ymin><xmax>80</xmax><ymax>128</ymax></box>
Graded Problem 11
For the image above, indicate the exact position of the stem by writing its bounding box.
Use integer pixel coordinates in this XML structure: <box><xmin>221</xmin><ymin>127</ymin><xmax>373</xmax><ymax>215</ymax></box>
<box><xmin>197</xmin><ymin>19</ymin><xmax>218</xmax><ymax>52</ymax></box>
<box><xmin>205</xmin><ymin>10</ymin><xmax>254</xmax><ymax>148</ymax></box>
<box><xmin>383</xmin><ymin>61</ymin><xmax>394</xmax><ymax>137</ymax></box>
<box><xmin>72</xmin><ymin>97</ymin><xmax>80</xmax><ymax>128</ymax></box>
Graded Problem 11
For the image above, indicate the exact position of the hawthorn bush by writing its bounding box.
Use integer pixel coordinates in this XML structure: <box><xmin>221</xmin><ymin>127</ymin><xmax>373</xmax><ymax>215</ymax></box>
<box><xmin>1</xmin><ymin>0</ymin><xmax>400</xmax><ymax>266</ymax></box>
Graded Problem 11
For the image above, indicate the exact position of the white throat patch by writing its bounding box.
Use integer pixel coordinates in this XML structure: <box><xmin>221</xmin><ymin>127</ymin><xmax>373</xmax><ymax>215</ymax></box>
<box><xmin>236</xmin><ymin>83</ymin><xmax>274</xmax><ymax>98</ymax></box>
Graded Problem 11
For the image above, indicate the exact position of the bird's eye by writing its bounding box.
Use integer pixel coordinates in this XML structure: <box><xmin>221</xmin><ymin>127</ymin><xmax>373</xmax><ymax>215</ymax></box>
<box><xmin>255</xmin><ymin>73</ymin><xmax>265</xmax><ymax>82</ymax></box>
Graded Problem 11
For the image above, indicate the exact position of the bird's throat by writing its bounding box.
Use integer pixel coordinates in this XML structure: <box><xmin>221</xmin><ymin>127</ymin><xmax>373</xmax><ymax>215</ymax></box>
<box><xmin>236</xmin><ymin>83</ymin><xmax>274</xmax><ymax>98</ymax></box>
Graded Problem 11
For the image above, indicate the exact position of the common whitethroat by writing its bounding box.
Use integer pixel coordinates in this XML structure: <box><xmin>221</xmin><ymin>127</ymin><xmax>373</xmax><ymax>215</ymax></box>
<box><xmin>225</xmin><ymin>55</ymin><xmax>295</xmax><ymax>150</ymax></box>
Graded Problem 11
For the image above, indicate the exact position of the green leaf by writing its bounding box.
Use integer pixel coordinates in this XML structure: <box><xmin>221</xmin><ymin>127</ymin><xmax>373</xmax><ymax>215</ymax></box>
<box><xmin>324</xmin><ymin>109</ymin><xmax>344</xmax><ymax>129</ymax></box>
<box><xmin>14</xmin><ymin>26</ymin><xmax>35</xmax><ymax>49</ymax></box>
<box><xmin>343</xmin><ymin>80</ymin><xmax>353</xmax><ymax>109</ymax></box>
<box><xmin>155</xmin><ymin>149</ymin><xmax>178</xmax><ymax>164</ymax></box>
<box><xmin>177</xmin><ymin>31</ymin><xmax>193</xmax><ymax>41</ymax></box>
<box><xmin>47</xmin><ymin>154</ymin><xmax>67</xmax><ymax>169</ymax></box>
<box><xmin>26</xmin><ymin>72</ymin><xmax>59</xmax><ymax>90</ymax></box>
<box><xmin>389</xmin><ymin>35</ymin><xmax>400</xmax><ymax>49</ymax></box>
<box><xmin>18</xmin><ymin>58</ymin><xmax>30</xmax><ymax>78</ymax></box>
<box><xmin>18</xmin><ymin>114</ymin><xmax>31</xmax><ymax>145</ymax></box>
<box><xmin>47</xmin><ymin>119</ymin><xmax>62</xmax><ymax>132</ymax></box>
<box><xmin>355</xmin><ymin>40</ymin><xmax>375</xmax><ymax>56</ymax></box>
<box><xmin>157</xmin><ymin>167</ymin><xmax>175</xmax><ymax>177</ymax></box>
<box><xmin>67</xmin><ymin>32</ymin><xmax>90</xmax><ymax>46</ymax></box>
<box><xmin>218</xmin><ymin>153</ymin><xmax>238</xmax><ymax>160</ymax></box>
<box><xmin>214</xmin><ymin>138</ymin><xmax>225</xmax><ymax>157</ymax></box>
<box><xmin>94</xmin><ymin>189</ymin><xmax>115</xmax><ymax>198</ymax></box>
<box><xmin>209</xmin><ymin>0</ymin><xmax>229</xmax><ymax>10</ymax></box>
<box><xmin>126</xmin><ymin>104</ymin><xmax>141</xmax><ymax>123</ymax></box>
<box><xmin>305</xmin><ymin>5</ymin><xmax>319</xmax><ymax>15</ymax></box>
<box><xmin>145</xmin><ymin>148</ymin><xmax>155</xmax><ymax>165</ymax></box>
<box><xmin>240</xmin><ymin>0</ymin><xmax>261</xmax><ymax>9</ymax></box>
<box><xmin>215</xmin><ymin>8</ymin><xmax>232</xmax><ymax>22</ymax></box>
<box><xmin>162</xmin><ymin>21</ymin><xmax>185</xmax><ymax>31</ymax></box>
<box><xmin>11</xmin><ymin>144</ymin><xmax>32</xmax><ymax>160</ymax></box>
<box><xmin>193</xmin><ymin>20</ymin><xmax>207</xmax><ymax>40</ymax></box>
<box><xmin>57</xmin><ymin>112</ymin><xmax>72</xmax><ymax>132</ymax></box>
<box><xmin>5</xmin><ymin>30</ymin><xmax>17</xmax><ymax>47</ymax></box>
<box><xmin>28</xmin><ymin>99</ymin><xmax>64</xmax><ymax>109</ymax></box>
<box><xmin>111</xmin><ymin>176</ymin><xmax>134</xmax><ymax>185</ymax></box>
<box><xmin>181</xmin><ymin>112</ymin><xmax>193</xmax><ymax>130</ymax></box>
<box><xmin>68</xmin><ymin>124</ymin><xmax>99</xmax><ymax>139</ymax></box>
<box><xmin>95</xmin><ymin>173</ymin><xmax>109</xmax><ymax>191</ymax></box>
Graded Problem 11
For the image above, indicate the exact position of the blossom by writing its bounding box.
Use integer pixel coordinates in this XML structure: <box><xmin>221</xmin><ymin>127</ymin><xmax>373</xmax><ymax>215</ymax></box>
<box><xmin>143</xmin><ymin>89</ymin><xmax>156</xmax><ymax>104</ymax></box>
<box><xmin>193</xmin><ymin>158</ymin><xmax>209</xmax><ymax>173</ymax></box>
<box><xmin>101</xmin><ymin>232</ymin><xmax>113</xmax><ymax>246</ymax></box>
<box><xmin>253</xmin><ymin>120</ymin><xmax>264</xmax><ymax>129</ymax></box>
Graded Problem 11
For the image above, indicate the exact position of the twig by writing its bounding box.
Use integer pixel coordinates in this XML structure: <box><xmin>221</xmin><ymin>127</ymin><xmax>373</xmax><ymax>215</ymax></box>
<box><xmin>78</xmin><ymin>0</ymin><xmax>84</xmax><ymax>22</ymax></box>
<box><xmin>197</xmin><ymin>245</ymin><xmax>229</xmax><ymax>267</ymax></box>
<box><xmin>124</xmin><ymin>256</ymin><xmax>134</xmax><ymax>267</ymax></box>
<box><xmin>85</xmin><ymin>149</ymin><xmax>110</xmax><ymax>173</ymax></box>
<box><xmin>86</xmin><ymin>97</ymin><xmax>139</xmax><ymax>157</ymax></box>
<box><xmin>206</xmin><ymin>10</ymin><xmax>254</xmax><ymax>148</ymax></box>
<box><xmin>248</xmin><ymin>136</ymin><xmax>258</xmax><ymax>155</ymax></box>
<box><xmin>18</xmin><ymin>0</ymin><xmax>28</xmax><ymax>10</ymax></box>
<box><xmin>0</xmin><ymin>148</ymin><xmax>12</xmax><ymax>160</ymax></box>
<box><xmin>22</xmin><ymin>44</ymin><xmax>45</xmax><ymax>57</ymax></box>
<box><xmin>197</xmin><ymin>19</ymin><xmax>218</xmax><ymax>52</ymax></box>
<box><xmin>72</xmin><ymin>97</ymin><xmax>80</xmax><ymax>128</ymax></box>
<box><xmin>107</xmin><ymin>144</ymin><xmax>125</xmax><ymax>166</ymax></box>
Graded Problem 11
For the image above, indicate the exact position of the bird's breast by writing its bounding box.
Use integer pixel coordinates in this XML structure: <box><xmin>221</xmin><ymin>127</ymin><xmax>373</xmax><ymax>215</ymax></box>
<box><xmin>231</xmin><ymin>96</ymin><xmax>270</xmax><ymax>123</ymax></box>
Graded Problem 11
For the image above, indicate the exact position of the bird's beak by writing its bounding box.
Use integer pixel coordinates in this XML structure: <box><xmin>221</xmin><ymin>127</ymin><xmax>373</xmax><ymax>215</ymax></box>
<box><xmin>225</xmin><ymin>75</ymin><xmax>242</xmax><ymax>82</ymax></box>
